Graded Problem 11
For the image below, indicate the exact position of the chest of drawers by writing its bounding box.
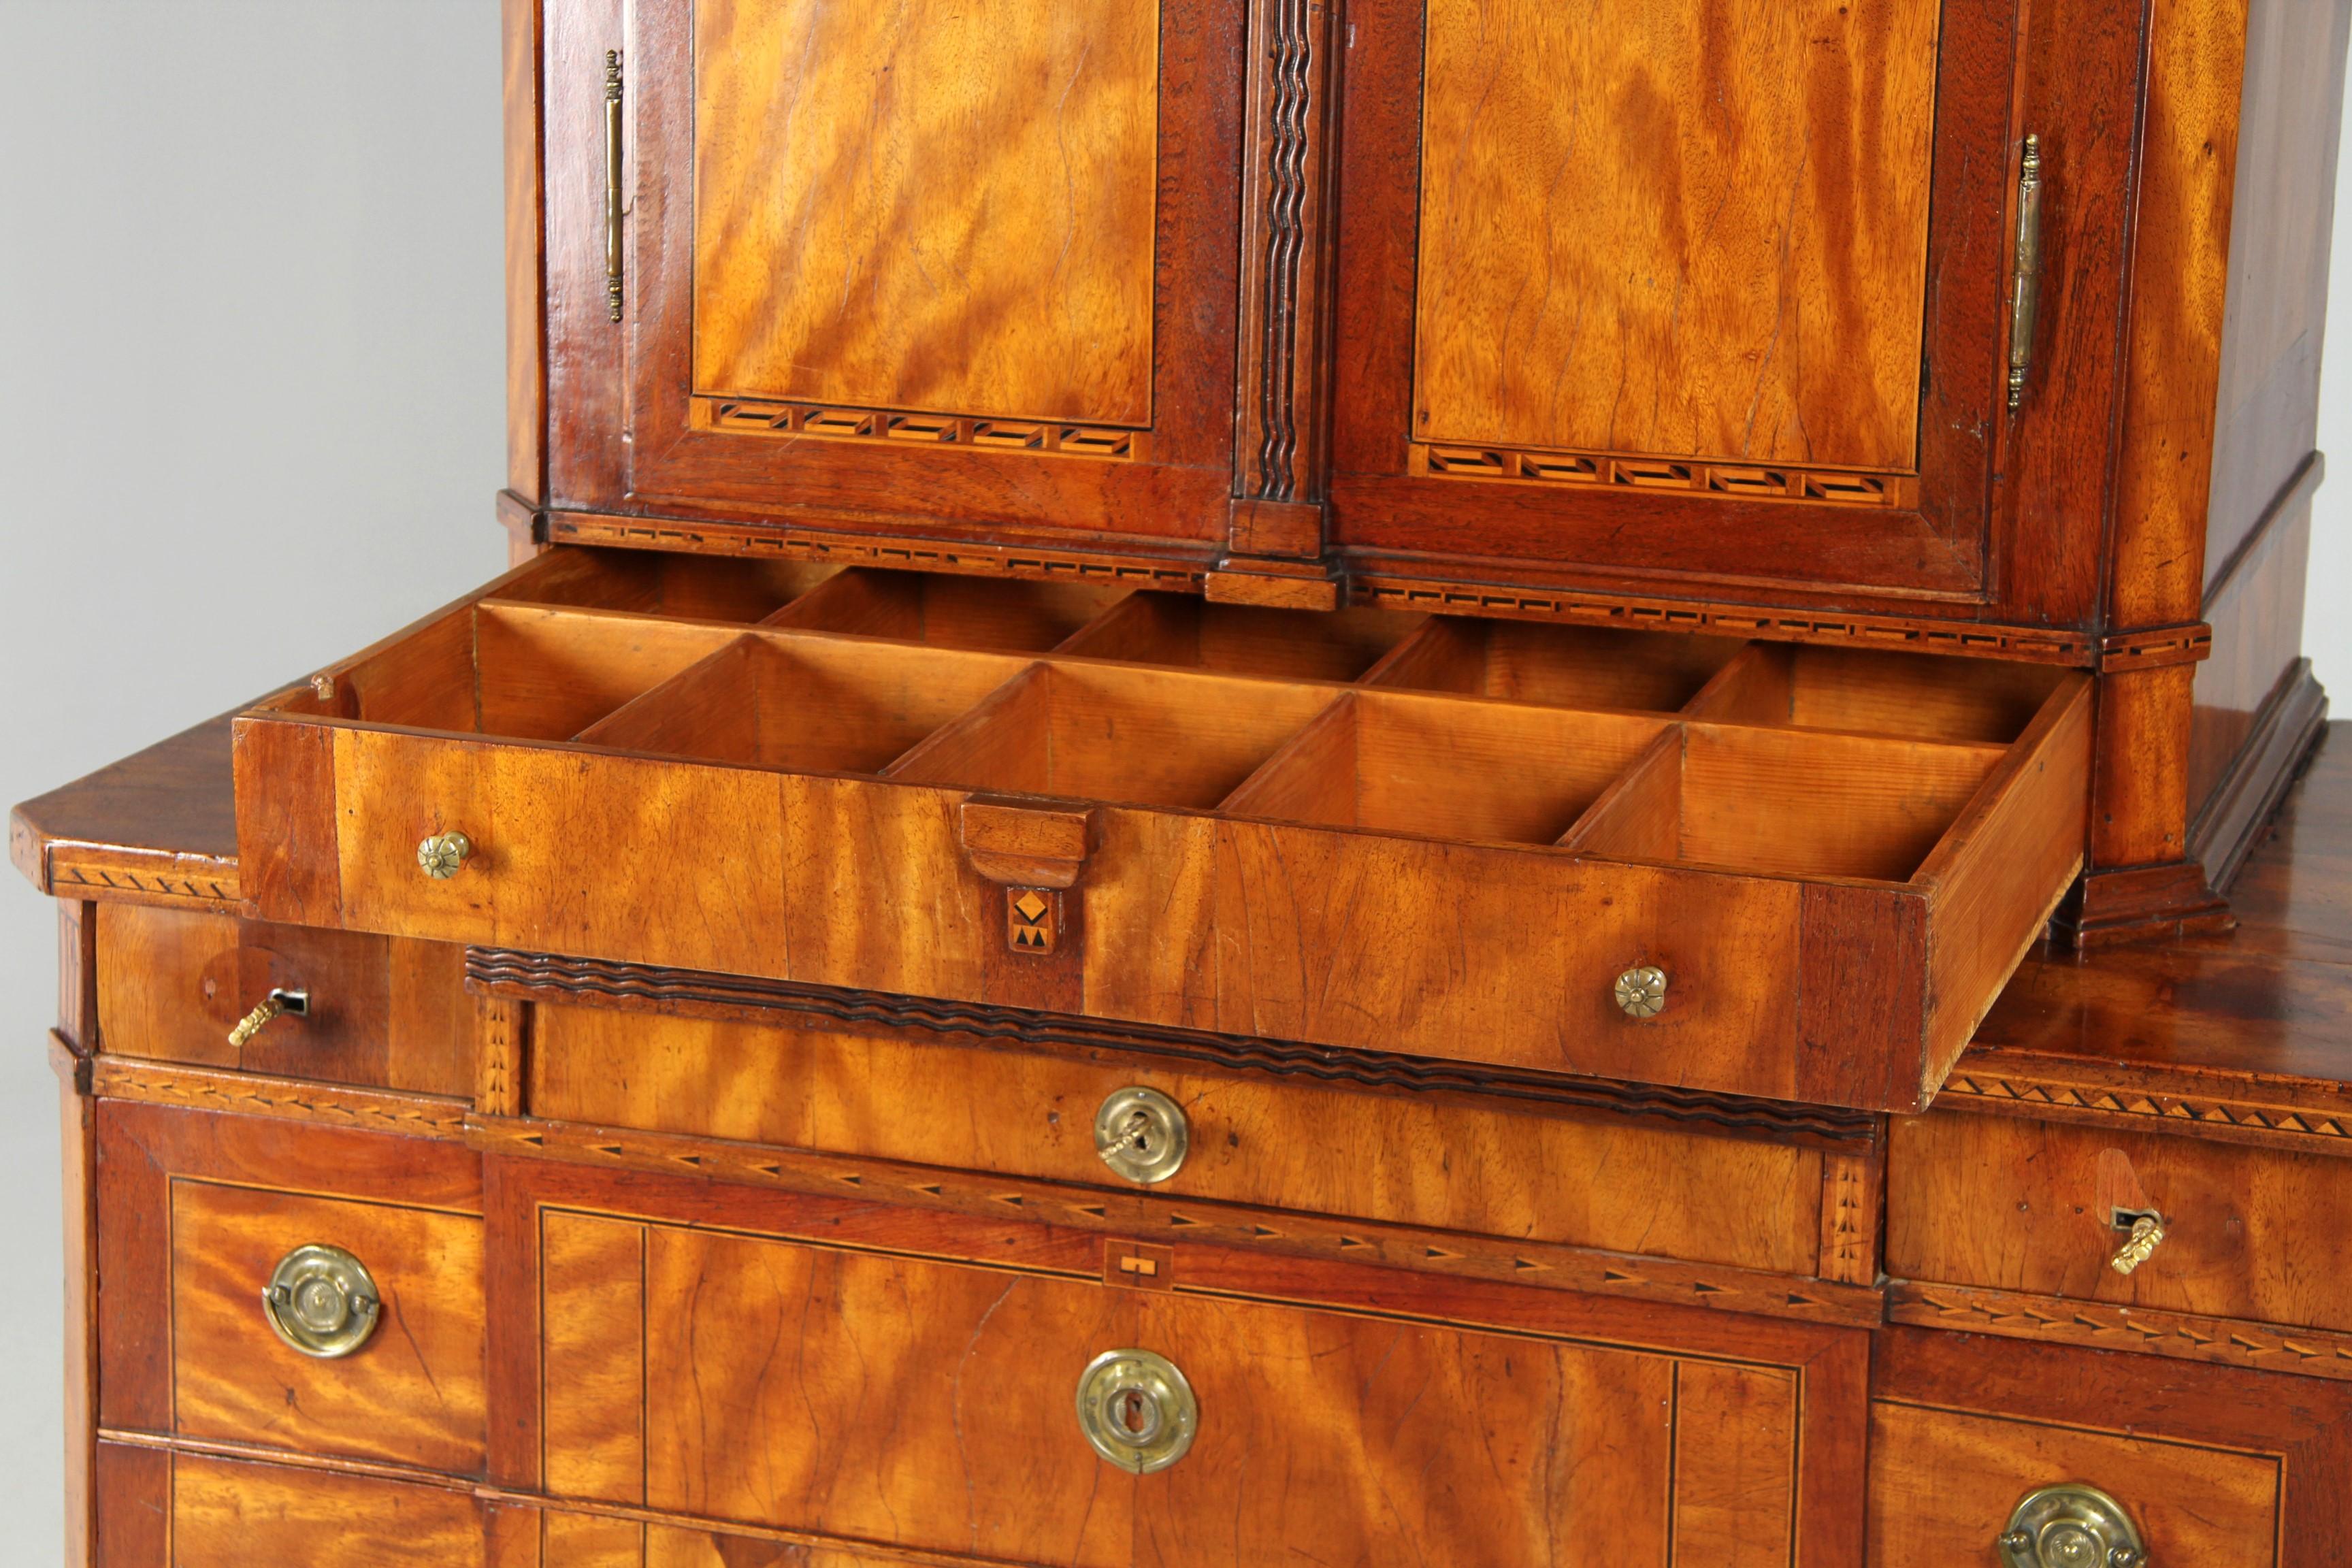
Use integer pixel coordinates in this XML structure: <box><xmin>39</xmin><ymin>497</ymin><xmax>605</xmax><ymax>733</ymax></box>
<box><xmin>15</xmin><ymin>0</ymin><xmax>2352</xmax><ymax>1562</ymax></box>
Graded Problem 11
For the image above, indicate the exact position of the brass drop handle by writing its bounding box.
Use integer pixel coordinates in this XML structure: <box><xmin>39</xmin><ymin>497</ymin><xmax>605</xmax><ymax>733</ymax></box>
<box><xmin>416</xmin><ymin>830</ymin><xmax>474</xmax><ymax>881</ymax></box>
<box><xmin>1076</xmin><ymin>1350</ymin><xmax>1197</xmax><ymax>1473</ymax></box>
<box><xmin>1094</xmin><ymin>1087</ymin><xmax>1190</xmax><ymax>1186</ymax></box>
<box><xmin>1615</xmin><ymin>965</ymin><xmax>1667</xmax><ymax>1020</ymax></box>
<box><xmin>2008</xmin><ymin>133</ymin><xmax>2045</xmax><ymax>410</ymax></box>
<box><xmin>227</xmin><ymin>987</ymin><xmax>310</xmax><ymax>1048</ymax></box>
<box><xmin>2109</xmin><ymin>1211</ymin><xmax>2168</xmax><ymax>1276</ymax></box>
<box><xmin>2001</xmin><ymin>1483</ymin><xmax>2147</xmax><ymax>1568</ymax></box>
<box><xmin>263</xmin><ymin>1244</ymin><xmax>382</xmax><ymax>1360</ymax></box>
<box><xmin>604</xmin><ymin>50</ymin><xmax>625</xmax><ymax>322</ymax></box>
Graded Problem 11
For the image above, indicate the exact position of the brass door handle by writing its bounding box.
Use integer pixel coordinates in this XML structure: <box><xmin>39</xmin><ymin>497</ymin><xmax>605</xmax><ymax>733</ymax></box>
<box><xmin>416</xmin><ymin>830</ymin><xmax>474</xmax><ymax>881</ymax></box>
<box><xmin>1076</xmin><ymin>1350</ymin><xmax>1197</xmax><ymax>1473</ymax></box>
<box><xmin>2008</xmin><ymin>133</ymin><xmax>2045</xmax><ymax>410</ymax></box>
<box><xmin>2002</xmin><ymin>1483</ymin><xmax>2147</xmax><ymax>1568</ymax></box>
<box><xmin>1094</xmin><ymin>1087</ymin><xmax>1189</xmax><ymax>1185</ymax></box>
<box><xmin>2109</xmin><ymin>1211</ymin><xmax>2167</xmax><ymax>1275</ymax></box>
<box><xmin>605</xmin><ymin>50</ymin><xmax>625</xmax><ymax>322</ymax></box>
<box><xmin>264</xmin><ymin>1244</ymin><xmax>381</xmax><ymax>1360</ymax></box>
<box><xmin>227</xmin><ymin>987</ymin><xmax>310</xmax><ymax>1048</ymax></box>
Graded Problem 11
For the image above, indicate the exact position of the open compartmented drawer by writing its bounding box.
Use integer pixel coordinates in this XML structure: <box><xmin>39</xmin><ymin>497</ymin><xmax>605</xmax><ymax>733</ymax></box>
<box><xmin>233</xmin><ymin>547</ymin><xmax>2091</xmax><ymax>1112</ymax></box>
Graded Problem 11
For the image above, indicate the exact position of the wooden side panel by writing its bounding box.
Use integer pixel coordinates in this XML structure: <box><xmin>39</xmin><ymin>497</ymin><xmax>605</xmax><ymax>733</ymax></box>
<box><xmin>172</xmin><ymin>1183</ymin><xmax>486</xmax><ymax>1473</ymax></box>
<box><xmin>1889</xmin><ymin>1110</ymin><xmax>2352</xmax><ymax>1333</ymax></box>
<box><xmin>505</xmin><ymin>0</ymin><xmax>546</xmax><ymax>502</ymax></box>
<box><xmin>171</xmin><ymin>1454</ymin><xmax>487</xmax><ymax>1568</ymax></box>
<box><xmin>529</xmin><ymin>1002</ymin><xmax>1827</xmax><ymax>1274</ymax></box>
<box><xmin>231</xmin><ymin>719</ymin><xmax>341</xmax><ymax>928</ymax></box>
<box><xmin>1672</xmin><ymin>1362</ymin><xmax>1799</xmax><ymax>1568</ymax></box>
<box><xmin>59</xmin><ymin>1041</ymin><xmax>95</xmax><ymax>1568</ymax></box>
<box><xmin>1868</xmin><ymin>1402</ymin><xmax>2277</xmax><ymax>1568</ymax></box>
<box><xmin>92</xmin><ymin>1442</ymin><xmax>167</xmax><ymax>1568</ymax></box>
<box><xmin>691</xmin><ymin>0</ymin><xmax>1159</xmax><ymax>427</ymax></box>
<box><xmin>1412</xmin><ymin>0</ymin><xmax>1939</xmax><ymax>471</ymax></box>
<box><xmin>546</xmin><ymin>1512</ymin><xmax>643</xmax><ymax>1567</ymax></box>
<box><xmin>542</xmin><ymin>1213</ymin><xmax>645</xmax><ymax>1503</ymax></box>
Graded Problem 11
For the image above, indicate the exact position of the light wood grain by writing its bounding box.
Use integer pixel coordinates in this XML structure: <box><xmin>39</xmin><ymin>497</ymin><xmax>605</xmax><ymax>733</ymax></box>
<box><xmin>1057</xmin><ymin>594</ymin><xmax>1424</xmax><ymax>680</ymax></box>
<box><xmin>543</xmin><ymin>1213</ymin><xmax>646</xmax><ymax>1503</ymax></box>
<box><xmin>766</xmin><ymin>570</ymin><xmax>1135</xmax><ymax>652</ymax></box>
<box><xmin>171</xmin><ymin>1454</ymin><xmax>486</xmax><ymax>1568</ymax></box>
<box><xmin>171</xmin><ymin>1183</ymin><xmax>485</xmax><ymax>1473</ymax></box>
<box><xmin>691</xmin><ymin>0</ymin><xmax>1160</xmax><ymax>426</ymax></box>
<box><xmin>1413</xmin><ymin>0</ymin><xmax>1940</xmax><ymax>468</ymax></box>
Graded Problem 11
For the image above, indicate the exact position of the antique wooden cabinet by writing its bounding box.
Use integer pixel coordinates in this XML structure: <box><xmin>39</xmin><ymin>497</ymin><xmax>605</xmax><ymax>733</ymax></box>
<box><xmin>13</xmin><ymin>0</ymin><xmax>2352</xmax><ymax>1561</ymax></box>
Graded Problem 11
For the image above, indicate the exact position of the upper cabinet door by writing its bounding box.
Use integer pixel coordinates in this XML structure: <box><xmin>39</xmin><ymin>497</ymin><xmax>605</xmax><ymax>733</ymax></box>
<box><xmin>1327</xmin><ymin>0</ymin><xmax>2125</xmax><ymax>621</ymax></box>
<box><xmin>545</xmin><ymin>0</ymin><xmax>1243</xmax><ymax>553</ymax></box>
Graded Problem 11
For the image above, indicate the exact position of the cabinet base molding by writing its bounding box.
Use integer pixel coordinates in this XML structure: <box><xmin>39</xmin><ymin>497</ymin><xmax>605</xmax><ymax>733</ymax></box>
<box><xmin>467</xmin><ymin>1111</ymin><xmax>1886</xmax><ymax>1329</ymax></box>
<box><xmin>2050</xmin><ymin>860</ymin><xmax>2234</xmax><ymax>949</ymax></box>
<box><xmin>2189</xmin><ymin>658</ymin><xmax>2330</xmax><ymax>896</ymax></box>
<box><xmin>1889</xmin><ymin>1280</ymin><xmax>2352</xmax><ymax>1382</ymax></box>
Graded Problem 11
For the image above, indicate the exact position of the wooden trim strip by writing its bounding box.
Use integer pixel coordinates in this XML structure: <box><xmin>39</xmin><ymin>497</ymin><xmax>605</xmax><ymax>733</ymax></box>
<box><xmin>1938</xmin><ymin>1062</ymin><xmax>2352</xmax><ymax>1156</ymax></box>
<box><xmin>544</xmin><ymin>508</ymin><xmax>1213</xmax><ymax>591</ymax></box>
<box><xmin>89</xmin><ymin>1058</ymin><xmax>471</xmax><ymax>1139</ymax></box>
<box><xmin>2097</xmin><ymin>621</ymin><xmax>2215</xmax><ymax>672</ymax></box>
<box><xmin>467</xmin><ymin>1111</ymin><xmax>1887</xmax><ymax>1328</ymax></box>
<box><xmin>42</xmin><ymin>846</ymin><xmax>240</xmax><ymax>913</ymax></box>
<box><xmin>1348</xmin><ymin>573</ymin><xmax>2095</xmax><ymax>664</ymax></box>
<box><xmin>1889</xmin><ymin>1279</ymin><xmax>2352</xmax><ymax>1384</ymax></box>
<box><xmin>464</xmin><ymin>947</ymin><xmax>1881</xmax><ymax>1152</ymax></box>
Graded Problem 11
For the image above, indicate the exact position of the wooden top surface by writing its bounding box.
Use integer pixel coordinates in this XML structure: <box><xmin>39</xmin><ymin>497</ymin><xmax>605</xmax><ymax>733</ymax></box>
<box><xmin>12</xmin><ymin>706</ymin><xmax>2350</xmax><ymax>1101</ymax></box>
<box><xmin>1964</xmin><ymin>723</ymin><xmax>2352</xmax><ymax>1105</ymax></box>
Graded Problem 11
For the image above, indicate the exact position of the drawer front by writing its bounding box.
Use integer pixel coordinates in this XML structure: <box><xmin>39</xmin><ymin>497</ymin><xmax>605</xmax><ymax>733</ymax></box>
<box><xmin>97</xmin><ymin>1102</ymin><xmax>486</xmax><ymax>1474</ymax></box>
<box><xmin>546</xmin><ymin>1515</ymin><xmax>967</xmax><ymax>1568</ymax></box>
<box><xmin>95</xmin><ymin>1443</ymin><xmax>489</xmax><ymax>1568</ymax></box>
<box><xmin>1868</xmin><ymin>1401</ymin><xmax>2277</xmax><ymax>1567</ymax></box>
<box><xmin>534</xmin><ymin>1205</ymin><xmax>1810</xmax><ymax>1566</ymax></box>
<box><xmin>234</xmin><ymin>549</ymin><xmax>2095</xmax><ymax>1113</ymax></box>
<box><xmin>95</xmin><ymin>902</ymin><xmax>470</xmax><ymax>1095</ymax></box>
<box><xmin>530</xmin><ymin>997</ymin><xmax>1833</xmax><ymax>1275</ymax></box>
<box><xmin>1889</xmin><ymin>1110</ymin><xmax>2352</xmax><ymax>1333</ymax></box>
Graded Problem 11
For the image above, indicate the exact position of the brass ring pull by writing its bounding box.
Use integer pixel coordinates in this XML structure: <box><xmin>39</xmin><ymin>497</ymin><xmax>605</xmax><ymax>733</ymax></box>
<box><xmin>2001</xmin><ymin>1483</ymin><xmax>2146</xmax><ymax>1568</ymax></box>
<box><xmin>1093</xmin><ymin>1087</ymin><xmax>1189</xmax><ymax>1185</ymax></box>
<box><xmin>1614</xmin><ymin>965</ymin><xmax>1667</xmax><ymax>1020</ymax></box>
<box><xmin>416</xmin><ymin>830</ymin><xmax>473</xmax><ymax>881</ymax></box>
<box><xmin>227</xmin><ymin>987</ymin><xmax>310</xmax><ymax>1048</ymax></box>
<box><xmin>263</xmin><ymin>1244</ymin><xmax>381</xmax><ymax>1360</ymax></box>
<box><xmin>1076</xmin><ymin>1350</ymin><xmax>1197</xmax><ymax>1473</ymax></box>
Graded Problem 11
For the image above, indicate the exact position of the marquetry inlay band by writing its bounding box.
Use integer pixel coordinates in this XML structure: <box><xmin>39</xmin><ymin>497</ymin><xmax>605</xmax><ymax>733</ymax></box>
<box><xmin>1410</xmin><ymin>441</ymin><xmax>1920</xmax><ymax>509</ymax></box>
<box><xmin>1942</xmin><ymin>1071</ymin><xmax>2352</xmax><ymax>1152</ymax></box>
<box><xmin>1891</xmin><ymin>1280</ymin><xmax>2352</xmax><ymax>1384</ymax></box>
<box><xmin>701</xmin><ymin>396</ymin><xmax>1144</xmax><ymax>462</ymax></box>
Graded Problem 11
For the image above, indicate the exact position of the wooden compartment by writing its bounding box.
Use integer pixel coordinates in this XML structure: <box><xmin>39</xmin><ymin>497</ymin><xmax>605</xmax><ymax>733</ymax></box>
<box><xmin>233</xmin><ymin>549</ymin><xmax>2095</xmax><ymax>1112</ymax></box>
<box><xmin>487</xmin><ymin>545</ymin><xmax>842</xmax><ymax>625</ymax></box>
<box><xmin>764</xmin><ymin>567</ymin><xmax>1133</xmax><ymax>650</ymax></box>
<box><xmin>1056</xmin><ymin>592</ymin><xmax>1424</xmax><ymax>679</ymax></box>
<box><xmin>1367</xmin><ymin>617</ymin><xmax>1750</xmax><ymax>714</ymax></box>
<box><xmin>1567</xmin><ymin>725</ymin><xmax>2011</xmax><ymax>882</ymax></box>
<box><xmin>1686</xmin><ymin>643</ymin><xmax>2070</xmax><ymax>743</ymax></box>
<box><xmin>1225</xmin><ymin>691</ymin><xmax>1665</xmax><ymax>845</ymax></box>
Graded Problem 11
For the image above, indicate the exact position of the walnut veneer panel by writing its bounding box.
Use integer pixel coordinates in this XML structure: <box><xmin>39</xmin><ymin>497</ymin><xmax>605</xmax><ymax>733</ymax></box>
<box><xmin>1412</xmin><ymin>0</ymin><xmax>1939</xmax><ymax>470</ymax></box>
<box><xmin>691</xmin><ymin>0</ymin><xmax>1159</xmax><ymax>427</ymax></box>
<box><xmin>171</xmin><ymin>1183</ymin><xmax>485</xmax><ymax>1473</ymax></box>
<box><xmin>1868</xmin><ymin>1402</ymin><xmax>2278</xmax><ymax>1567</ymax></box>
<box><xmin>529</xmin><ymin>1001</ymin><xmax>1829</xmax><ymax>1274</ymax></box>
<box><xmin>1889</xmin><ymin>1110</ymin><xmax>2352</xmax><ymax>1333</ymax></box>
<box><xmin>542</xmin><ymin>1214</ymin><xmax>1807</xmax><ymax>1566</ymax></box>
<box><xmin>168</xmin><ymin>1454</ymin><xmax>487</xmax><ymax>1568</ymax></box>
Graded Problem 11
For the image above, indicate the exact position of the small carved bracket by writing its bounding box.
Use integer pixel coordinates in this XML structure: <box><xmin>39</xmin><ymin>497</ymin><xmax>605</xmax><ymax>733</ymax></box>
<box><xmin>959</xmin><ymin>798</ymin><xmax>1094</xmax><ymax>889</ymax></box>
<box><xmin>1205</xmin><ymin>557</ymin><xmax>1344</xmax><ymax>612</ymax></box>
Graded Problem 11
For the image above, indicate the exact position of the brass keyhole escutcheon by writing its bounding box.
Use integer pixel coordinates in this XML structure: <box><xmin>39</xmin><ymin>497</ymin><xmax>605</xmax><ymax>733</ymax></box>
<box><xmin>1615</xmin><ymin>965</ymin><xmax>1667</xmax><ymax>1020</ymax></box>
<box><xmin>263</xmin><ymin>1244</ymin><xmax>382</xmax><ymax>1360</ymax></box>
<box><xmin>2000</xmin><ymin>1484</ymin><xmax>2148</xmax><ymax>1568</ymax></box>
<box><xmin>416</xmin><ymin>830</ymin><xmax>474</xmax><ymax>881</ymax></box>
<box><xmin>1093</xmin><ymin>1087</ymin><xmax>1189</xmax><ymax>1186</ymax></box>
<box><xmin>1076</xmin><ymin>1350</ymin><xmax>1196</xmax><ymax>1473</ymax></box>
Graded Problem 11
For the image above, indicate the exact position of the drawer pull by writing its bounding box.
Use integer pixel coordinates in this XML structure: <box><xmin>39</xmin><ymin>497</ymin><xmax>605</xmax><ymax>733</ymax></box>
<box><xmin>416</xmin><ymin>830</ymin><xmax>474</xmax><ymax>881</ymax></box>
<box><xmin>1614</xmin><ymin>965</ymin><xmax>1668</xmax><ymax>1020</ymax></box>
<box><xmin>2108</xmin><ymin>1211</ymin><xmax>2168</xmax><ymax>1275</ymax></box>
<box><xmin>1076</xmin><ymin>1349</ymin><xmax>1196</xmax><ymax>1473</ymax></box>
<box><xmin>2000</xmin><ymin>1483</ymin><xmax>2146</xmax><ymax>1568</ymax></box>
<box><xmin>263</xmin><ymin>1244</ymin><xmax>382</xmax><ymax>1360</ymax></box>
<box><xmin>227</xmin><ymin>987</ymin><xmax>310</xmax><ymax>1048</ymax></box>
<box><xmin>1094</xmin><ymin>1087</ymin><xmax>1189</xmax><ymax>1186</ymax></box>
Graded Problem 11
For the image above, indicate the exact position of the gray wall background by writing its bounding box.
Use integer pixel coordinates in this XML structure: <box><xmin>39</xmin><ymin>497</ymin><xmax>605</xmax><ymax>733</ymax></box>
<box><xmin>0</xmin><ymin>2</ymin><xmax>2345</xmax><ymax>1562</ymax></box>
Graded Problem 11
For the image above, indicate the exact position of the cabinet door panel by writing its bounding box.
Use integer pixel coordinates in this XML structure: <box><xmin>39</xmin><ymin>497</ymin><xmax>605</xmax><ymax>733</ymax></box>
<box><xmin>549</xmin><ymin>0</ymin><xmax>1243</xmax><ymax>548</ymax></box>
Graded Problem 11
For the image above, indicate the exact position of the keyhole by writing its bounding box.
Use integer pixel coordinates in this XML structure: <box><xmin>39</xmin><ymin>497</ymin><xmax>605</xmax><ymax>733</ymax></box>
<box><xmin>1119</xmin><ymin>1389</ymin><xmax>1151</xmax><ymax>1435</ymax></box>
